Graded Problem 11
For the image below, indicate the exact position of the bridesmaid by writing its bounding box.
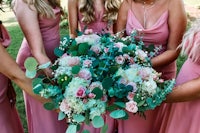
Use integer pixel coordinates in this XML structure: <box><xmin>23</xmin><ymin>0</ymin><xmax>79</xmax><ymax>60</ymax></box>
<box><xmin>68</xmin><ymin>0</ymin><xmax>122</xmax><ymax>38</ymax></box>
<box><xmin>159</xmin><ymin>19</ymin><xmax>200</xmax><ymax>133</ymax></box>
<box><xmin>0</xmin><ymin>23</ymin><xmax>47</xmax><ymax>133</ymax></box>
<box><xmin>68</xmin><ymin>0</ymin><xmax>122</xmax><ymax>132</ymax></box>
<box><xmin>109</xmin><ymin>0</ymin><xmax>187</xmax><ymax>133</ymax></box>
<box><xmin>12</xmin><ymin>0</ymin><xmax>68</xmax><ymax>133</ymax></box>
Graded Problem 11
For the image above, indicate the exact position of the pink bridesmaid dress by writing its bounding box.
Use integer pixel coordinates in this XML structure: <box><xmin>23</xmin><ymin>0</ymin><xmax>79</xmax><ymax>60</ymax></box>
<box><xmin>16</xmin><ymin>8</ymin><xmax>68</xmax><ymax>133</ymax></box>
<box><xmin>78</xmin><ymin>7</ymin><xmax>113</xmax><ymax>34</ymax></box>
<box><xmin>77</xmin><ymin>7</ymin><xmax>113</xmax><ymax>133</ymax></box>
<box><xmin>106</xmin><ymin>9</ymin><xmax>176</xmax><ymax>133</ymax></box>
<box><xmin>158</xmin><ymin>58</ymin><xmax>200</xmax><ymax>133</ymax></box>
<box><xmin>0</xmin><ymin>24</ymin><xmax>24</xmax><ymax>133</ymax></box>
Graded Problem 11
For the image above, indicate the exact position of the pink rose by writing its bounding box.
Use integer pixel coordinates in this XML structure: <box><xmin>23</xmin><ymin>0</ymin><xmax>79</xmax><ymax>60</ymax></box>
<box><xmin>125</xmin><ymin>100</ymin><xmax>138</xmax><ymax>113</ymax></box>
<box><xmin>123</xmin><ymin>54</ymin><xmax>130</xmax><ymax>60</ymax></box>
<box><xmin>84</xmin><ymin>29</ymin><xmax>93</xmax><ymax>35</ymax></box>
<box><xmin>83</xmin><ymin>98</ymin><xmax>88</xmax><ymax>103</ymax></box>
<box><xmin>88</xmin><ymin>93</ymin><xmax>96</xmax><ymax>99</ymax></box>
<box><xmin>61</xmin><ymin>53</ymin><xmax>68</xmax><ymax>57</ymax></box>
<box><xmin>104</xmin><ymin>47</ymin><xmax>109</xmax><ymax>53</ymax></box>
<box><xmin>101</xmin><ymin>95</ymin><xmax>108</xmax><ymax>102</ymax></box>
<box><xmin>90</xmin><ymin>45</ymin><xmax>101</xmax><ymax>54</ymax></box>
<box><xmin>68</xmin><ymin>57</ymin><xmax>80</xmax><ymax>66</ymax></box>
<box><xmin>127</xmin><ymin>92</ymin><xmax>135</xmax><ymax>101</ymax></box>
<box><xmin>114</xmin><ymin>42</ymin><xmax>125</xmax><ymax>51</ymax></box>
<box><xmin>83</xmin><ymin>59</ymin><xmax>92</xmax><ymax>67</ymax></box>
<box><xmin>115</xmin><ymin>55</ymin><xmax>125</xmax><ymax>64</ymax></box>
<box><xmin>59</xmin><ymin>99</ymin><xmax>71</xmax><ymax>114</ymax></box>
<box><xmin>129</xmin><ymin>57</ymin><xmax>135</xmax><ymax>64</ymax></box>
<box><xmin>76</xmin><ymin>86</ymin><xmax>86</xmax><ymax>98</ymax></box>
<box><xmin>89</xmin><ymin>82</ymin><xmax>103</xmax><ymax>90</ymax></box>
<box><xmin>78</xmin><ymin>69</ymin><xmax>92</xmax><ymax>80</ymax></box>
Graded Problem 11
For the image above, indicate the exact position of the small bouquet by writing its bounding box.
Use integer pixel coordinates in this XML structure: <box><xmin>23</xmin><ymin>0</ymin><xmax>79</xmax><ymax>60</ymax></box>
<box><xmin>24</xmin><ymin>30</ymin><xmax>175</xmax><ymax>133</ymax></box>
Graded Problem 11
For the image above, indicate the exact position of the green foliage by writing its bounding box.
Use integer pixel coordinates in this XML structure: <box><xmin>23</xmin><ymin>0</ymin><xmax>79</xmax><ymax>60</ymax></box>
<box><xmin>92</xmin><ymin>116</ymin><xmax>104</xmax><ymax>128</ymax></box>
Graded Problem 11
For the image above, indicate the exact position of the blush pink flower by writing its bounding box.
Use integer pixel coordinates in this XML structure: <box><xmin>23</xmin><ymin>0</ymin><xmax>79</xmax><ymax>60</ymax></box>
<box><xmin>78</xmin><ymin>69</ymin><xmax>92</xmax><ymax>80</ymax></box>
<box><xmin>84</xmin><ymin>29</ymin><xmax>93</xmax><ymax>35</ymax></box>
<box><xmin>59</xmin><ymin>99</ymin><xmax>71</xmax><ymax>114</ymax></box>
<box><xmin>104</xmin><ymin>47</ymin><xmax>109</xmax><ymax>53</ymax></box>
<box><xmin>67</xmin><ymin>57</ymin><xmax>80</xmax><ymax>66</ymax></box>
<box><xmin>115</xmin><ymin>55</ymin><xmax>125</xmax><ymax>64</ymax></box>
<box><xmin>114</xmin><ymin>42</ymin><xmax>125</xmax><ymax>51</ymax></box>
<box><xmin>123</xmin><ymin>54</ymin><xmax>130</xmax><ymax>60</ymax></box>
<box><xmin>88</xmin><ymin>93</ymin><xmax>96</xmax><ymax>99</ymax></box>
<box><xmin>129</xmin><ymin>57</ymin><xmax>135</xmax><ymax>64</ymax></box>
<box><xmin>127</xmin><ymin>92</ymin><xmax>135</xmax><ymax>101</ymax></box>
<box><xmin>89</xmin><ymin>82</ymin><xmax>103</xmax><ymax>90</ymax></box>
<box><xmin>90</xmin><ymin>45</ymin><xmax>101</xmax><ymax>54</ymax></box>
<box><xmin>76</xmin><ymin>86</ymin><xmax>86</xmax><ymax>98</ymax></box>
<box><xmin>83</xmin><ymin>59</ymin><xmax>92</xmax><ymax>67</ymax></box>
<box><xmin>125</xmin><ymin>100</ymin><xmax>138</xmax><ymax>113</ymax></box>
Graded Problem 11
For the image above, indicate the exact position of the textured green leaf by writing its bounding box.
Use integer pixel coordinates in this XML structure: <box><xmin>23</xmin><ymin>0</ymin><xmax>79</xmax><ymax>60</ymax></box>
<box><xmin>58</xmin><ymin>112</ymin><xmax>66</xmax><ymax>120</ymax></box>
<box><xmin>38</xmin><ymin>61</ymin><xmax>51</xmax><ymax>69</ymax></box>
<box><xmin>78</xmin><ymin>43</ymin><xmax>90</xmax><ymax>55</ymax></box>
<box><xmin>25</xmin><ymin>70</ymin><xmax>37</xmax><ymax>79</ymax></box>
<box><xmin>24</xmin><ymin>57</ymin><xmax>38</xmax><ymax>71</ymax></box>
<box><xmin>114</xmin><ymin>102</ymin><xmax>125</xmax><ymax>108</ymax></box>
<box><xmin>43</xmin><ymin>102</ymin><xmax>55</xmax><ymax>110</ymax></box>
<box><xmin>102</xmin><ymin>77</ymin><xmax>113</xmax><ymax>90</ymax></box>
<box><xmin>100</xmin><ymin>124</ymin><xmax>108</xmax><ymax>133</ymax></box>
<box><xmin>66</xmin><ymin>125</ymin><xmax>77</xmax><ymax>133</ymax></box>
<box><xmin>73</xmin><ymin>114</ymin><xmax>85</xmax><ymax>123</ymax></box>
<box><xmin>92</xmin><ymin>116</ymin><xmax>104</xmax><ymax>128</ymax></box>
<box><xmin>91</xmin><ymin>87</ymin><xmax>103</xmax><ymax>99</ymax></box>
<box><xmin>71</xmin><ymin>66</ymin><xmax>81</xmax><ymax>74</ymax></box>
<box><xmin>54</xmin><ymin>47</ymin><xmax>64</xmax><ymax>57</ymax></box>
<box><xmin>110</xmin><ymin>110</ymin><xmax>126</xmax><ymax>119</ymax></box>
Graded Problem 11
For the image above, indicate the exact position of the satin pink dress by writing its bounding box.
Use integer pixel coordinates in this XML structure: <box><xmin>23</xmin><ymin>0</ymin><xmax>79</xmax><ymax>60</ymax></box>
<box><xmin>0</xmin><ymin>25</ymin><xmax>24</xmax><ymax>133</ymax></box>
<box><xmin>78</xmin><ymin>7</ymin><xmax>113</xmax><ymax>34</ymax></box>
<box><xmin>106</xmin><ymin>9</ymin><xmax>176</xmax><ymax>133</ymax></box>
<box><xmin>16</xmin><ymin>8</ymin><xmax>68</xmax><ymax>133</ymax></box>
<box><xmin>157</xmin><ymin>57</ymin><xmax>200</xmax><ymax>133</ymax></box>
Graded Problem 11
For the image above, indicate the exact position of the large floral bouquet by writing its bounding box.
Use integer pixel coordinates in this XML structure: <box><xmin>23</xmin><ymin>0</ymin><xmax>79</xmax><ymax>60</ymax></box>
<box><xmin>25</xmin><ymin>30</ymin><xmax>175</xmax><ymax>133</ymax></box>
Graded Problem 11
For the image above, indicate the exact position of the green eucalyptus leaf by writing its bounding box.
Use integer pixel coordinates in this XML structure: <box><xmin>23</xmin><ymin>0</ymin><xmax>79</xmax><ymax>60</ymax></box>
<box><xmin>102</xmin><ymin>77</ymin><xmax>113</xmax><ymax>90</ymax></box>
<box><xmin>82</xmin><ymin>130</ymin><xmax>90</xmax><ymax>133</ymax></box>
<box><xmin>92</xmin><ymin>116</ymin><xmax>104</xmax><ymax>128</ymax></box>
<box><xmin>54</xmin><ymin>47</ymin><xmax>64</xmax><ymax>57</ymax></box>
<box><xmin>58</xmin><ymin>111</ymin><xmax>66</xmax><ymax>120</ymax></box>
<box><xmin>109</xmin><ymin>110</ymin><xmax>126</xmax><ymax>119</ymax></box>
<box><xmin>78</xmin><ymin>43</ymin><xmax>90</xmax><ymax>55</ymax></box>
<box><xmin>24</xmin><ymin>57</ymin><xmax>38</xmax><ymax>71</ymax></box>
<box><xmin>114</xmin><ymin>102</ymin><xmax>125</xmax><ymax>108</ymax></box>
<box><xmin>25</xmin><ymin>70</ymin><xmax>37</xmax><ymax>79</ymax></box>
<box><xmin>66</xmin><ymin>124</ymin><xmax>77</xmax><ymax>133</ymax></box>
<box><xmin>91</xmin><ymin>87</ymin><xmax>103</xmax><ymax>99</ymax></box>
<box><xmin>73</xmin><ymin>114</ymin><xmax>85</xmax><ymax>123</ymax></box>
<box><xmin>71</xmin><ymin>66</ymin><xmax>81</xmax><ymax>74</ymax></box>
<box><xmin>100</xmin><ymin>124</ymin><xmax>108</xmax><ymax>133</ymax></box>
<box><xmin>38</xmin><ymin>61</ymin><xmax>51</xmax><ymax>69</ymax></box>
<box><xmin>137</xmin><ymin>100</ymin><xmax>146</xmax><ymax>107</ymax></box>
<box><xmin>32</xmin><ymin>84</ymin><xmax>43</xmax><ymax>94</ymax></box>
<box><xmin>43</xmin><ymin>102</ymin><xmax>55</xmax><ymax>110</ymax></box>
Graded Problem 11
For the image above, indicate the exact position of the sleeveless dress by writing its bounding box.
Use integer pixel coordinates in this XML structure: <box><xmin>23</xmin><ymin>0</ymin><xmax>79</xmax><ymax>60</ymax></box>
<box><xmin>78</xmin><ymin>7</ymin><xmax>113</xmax><ymax>34</ymax></box>
<box><xmin>16</xmin><ymin>8</ymin><xmax>68</xmax><ymax>133</ymax></box>
<box><xmin>106</xmin><ymin>9</ymin><xmax>176</xmax><ymax>133</ymax></box>
<box><xmin>158</xmin><ymin>58</ymin><xmax>200</xmax><ymax>133</ymax></box>
<box><xmin>0</xmin><ymin>25</ymin><xmax>24</xmax><ymax>133</ymax></box>
<box><xmin>77</xmin><ymin>7</ymin><xmax>113</xmax><ymax>133</ymax></box>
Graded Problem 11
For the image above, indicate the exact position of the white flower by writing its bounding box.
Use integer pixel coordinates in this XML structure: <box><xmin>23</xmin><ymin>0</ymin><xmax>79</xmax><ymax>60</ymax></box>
<box><xmin>142</xmin><ymin>79</ymin><xmax>157</xmax><ymax>95</ymax></box>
